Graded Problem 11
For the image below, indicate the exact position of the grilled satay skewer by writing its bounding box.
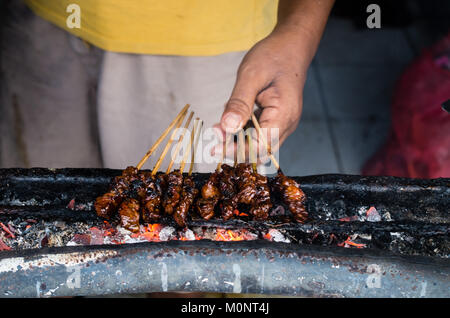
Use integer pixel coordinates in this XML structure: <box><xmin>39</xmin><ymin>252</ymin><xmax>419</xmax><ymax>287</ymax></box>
<box><xmin>215</xmin><ymin>133</ymin><xmax>237</xmax><ymax>220</ymax></box>
<box><xmin>247</xmin><ymin>133</ymin><xmax>272</xmax><ymax>220</ymax></box>
<box><xmin>152</xmin><ymin>111</ymin><xmax>191</xmax><ymax>215</ymax></box>
<box><xmin>94</xmin><ymin>166</ymin><xmax>139</xmax><ymax>219</ymax></box>
<box><xmin>95</xmin><ymin>105</ymin><xmax>189</xmax><ymax>221</ymax></box>
<box><xmin>197</xmin><ymin>132</ymin><xmax>231</xmax><ymax>220</ymax></box>
<box><xmin>138</xmin><ymin>111</ymin><xmax>194</xmax><ymax>223</ymax></box>
<box><xmin>235</xmin><ymin>129</ymin><xmax>257</xmax><ymax>206</ymax></box>
<box><xmin>251</xmin><ymin>113</ymin><xmax>307</xmax><ymax>223</ymax></box>
<box><xmin>173</xmin><ymin>119</ymin><xmax>202</xmax><ymax>227</ymax></box>
<box><xmin>117</xmin><ymin>110</ymin><xmax>190</xmax><ymax>231</ymax></box>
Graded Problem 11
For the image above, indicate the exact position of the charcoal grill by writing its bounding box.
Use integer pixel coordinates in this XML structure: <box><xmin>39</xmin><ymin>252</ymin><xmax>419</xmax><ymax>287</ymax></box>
<box><xmin>0</xmin><ymin>168</ymin><xmax>449</xmax><ymax>297</ymax></box>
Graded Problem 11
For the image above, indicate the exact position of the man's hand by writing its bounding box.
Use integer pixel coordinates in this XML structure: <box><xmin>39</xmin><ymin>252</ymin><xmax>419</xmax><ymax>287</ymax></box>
<box><xmin>216</xmin><ymin>0</ymin><xmax>334</xmax><ymax>159</ymax></box>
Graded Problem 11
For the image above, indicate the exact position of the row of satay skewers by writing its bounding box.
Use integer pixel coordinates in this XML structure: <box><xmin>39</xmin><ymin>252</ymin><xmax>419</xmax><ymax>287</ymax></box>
<box><xmin>94</xmin><ymin>104</ymin><xmax>307</xmax><ymax>232</ymax></box>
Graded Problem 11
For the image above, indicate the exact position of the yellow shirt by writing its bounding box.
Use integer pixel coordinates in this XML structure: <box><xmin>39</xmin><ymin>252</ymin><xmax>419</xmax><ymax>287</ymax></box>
<box><xmin>25</xmin><ymin>0</ymin><xmax>278</xmax><ymax>56</ymax></box>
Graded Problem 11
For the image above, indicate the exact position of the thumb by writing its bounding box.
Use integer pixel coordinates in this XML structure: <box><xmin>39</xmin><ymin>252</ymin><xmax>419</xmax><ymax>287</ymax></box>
<box><xmin>220</xmin><ymin>72</ymin><xmax>263</xmax><ymax>133</ymax></box>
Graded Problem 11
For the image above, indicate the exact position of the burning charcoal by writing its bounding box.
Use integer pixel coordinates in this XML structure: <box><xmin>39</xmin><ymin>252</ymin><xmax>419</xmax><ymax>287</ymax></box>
<box><xmin>264</xmin><ymin>229</ymin><xmax>290</xmax><ymax>243</ymax></box>
<box><xmin>0</xmin><ymin>238</ymin><xmax>11</xmax><ymax>251</ymax></box>
<box><xmin>39</xmin><ymin>234</ymin><xmax>48</xmax><ymax>248</ymax></box>
<box><xmin>70</xmin><ymin>234</ymin><xmax>91</xmax><ymax>245</ymax></box>
<box><xmin>366</xmin><ymin>207</ymin><xmax>381</xmax><ymax>222</ymax></box>
<box><xmin>66</xmin><ymin>199</ymin><xmax>76</xmax><ymax>210</ymax></box>
<box><xmin>383</xmin><ymin>212</ymin><xmax>393</xmax><ymax>222</ymax></box>
<box><xmin>89</xmin><ymin>227</ymin><xmax>104</xmax><ymax>245</ymax></box>
<box><xmin>54</xmin><ymin>221</ymin><xmax>66</xmax><ymax>230</ymax></box>
<box><xmin>159</xmin><ymin>226</ymin><xmax>175</xmax><ymax>241</ymax></box>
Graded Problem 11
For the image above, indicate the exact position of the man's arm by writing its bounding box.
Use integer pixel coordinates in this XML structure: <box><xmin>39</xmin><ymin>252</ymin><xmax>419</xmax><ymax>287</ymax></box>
<box><xmin>217</xmin><ymin>0</ymin><xmax>334</xmax><ymax>155</ymax></box>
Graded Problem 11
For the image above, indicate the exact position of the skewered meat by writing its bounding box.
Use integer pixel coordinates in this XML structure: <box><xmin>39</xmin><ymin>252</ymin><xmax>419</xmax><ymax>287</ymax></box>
<box><xmin>94</xmin><ymin>164</ymin><xmax>308</xmax><ymax>226</ymax></box>
<box><xmin>235</xmin><ymin>163</ymin><xmax>257</xmax><ymax>205</ymax></box>
<box><xmin>138</xmin><ymin>172</ymin><xmax>162</xmax><ymax>222</ymax></box>
<box><xmin>162</xmin><ymin>170</ymin><xmax>183</xmax><ymax>215</ymax></box>
<box><xmin>272</xmin><ymin>171</ymin><xmax>308</xmax><ymax>223</ymax></box>
<box><xmin>173</xmin><ymin>176</ymin><xmax>198</xmax><ymax>227</ymax></box>
<box><xmin>94</xmin><ymin>190</ymin><xmax>122</xmax><ymax>219</ymax></box>
<box><xmin>196</xmin><ymin>171</ymin><xmax>220</xmax><ymax>220</ymax></box>
<box><xmin>250</xmin><ymin>173</ymin><xmax>272</xmax><ymax>220</ymax></box>
<box><xmin>218</xmin><ymin>164</ymin><xmax>238</xmax><ymax>220</ymax></box>
<box><xmin>118</xmin><ymin>198</ymin><xmax>140</xmax><ymax>233</ymax></box>
<box><xmin>94</xmin><ymin>166</ymin><xmax>139</xmax><ymax>219</ymax></box>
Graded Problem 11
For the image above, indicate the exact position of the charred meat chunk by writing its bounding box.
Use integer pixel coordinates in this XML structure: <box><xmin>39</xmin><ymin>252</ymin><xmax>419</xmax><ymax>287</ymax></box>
<box><xmin>218</xmin><ymin>164</ymin><xmax>238</xmax><ymax>220</ymax></box>
<box><xmin>118</xmin><ymin>198</ymin><xmax>141</xmax><ymax>233</ymax></box>
<box><xmin>250</xmin><ymin>173</ymin><xmax>272</xmax><ymax>220</ymax></box>
<box><xmin>173</xmin><ymin>176</ymin><xmax>198</xmax><ymax>227</ymax></box>
<box><xmin>272</xmin><ymin>171</ymin><xmax>307</xmax><ymax>223</ymax></box>
<box><xmin>138</xmin><ymin>172</ymin><xmax>162</xmax><ymax>222</ymax></box>
<box><xmin>94</xmin><ymin>166</ymin><xmax>139</xmax><ymax>219</ymax></box>
<box><xmin>235</xmin><ymin>163</ymin><xmax>257</xmax><ymax>205</ymax></box>
<box><xmin>196</xmin><ymin>171</ymin><xmax>220</xmax><ymax>220</ymax></box>
<box><xmin>162</xmin><ymin>170</ymin><xmax>183</xmax><ymax>215</ymax></box>
<box><xmin>94</xmin><ymin>190</ymin><xmax>122</xmax><ymax>219</ymax></box>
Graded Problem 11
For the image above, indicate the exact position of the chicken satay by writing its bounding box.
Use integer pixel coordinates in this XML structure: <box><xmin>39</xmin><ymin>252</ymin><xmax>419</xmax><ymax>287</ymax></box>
<box><xmin>137</xmin><ymin>172</ymin><xmax>163</xmax><ymax>222</ymax></box>
<box><xmin>94</xmin><ymin>190</ymin><xmax>122</xmax><ymax>219</ymax></box>
<box><xmin>173</xmin><ymin>176</ymin><xmax>198</xmax><ymax>227</ymax></box>
<box><xmin>94</xmin><ymin>166</ymin><xmax>139</xmax><ymax>219</ymax></box>
<box><xmin>272</xmin><ymin>171</ymin><xmax>308</xmax><ymax>223</ymax></box>
<box><xmin>235</xmin><ymin>163</ymin><xmax>257</xmax><ymax>205</ymax></box>
<box><xmin>162</xmin><ymin>170</ymin><xmax>183</xmax><ymax>215</ymax></box>
<box><xmin>250</xmin><ymin>173</ymin><xmax>272</xmax><ymax>220</ymax></box>
<box><xmin>196</xmin><ymin>171</ymin><xmax>220</xmax><ymax>220</ymax></box>
<box><xmin>218</xmin><ymin>164</ymin><xmax>238</xmax><ymax>220</ymax></box>
<box><xmin>118</xmin><ymin>198</ymin><xmax>141</xmax><ymax>233</ymax></box>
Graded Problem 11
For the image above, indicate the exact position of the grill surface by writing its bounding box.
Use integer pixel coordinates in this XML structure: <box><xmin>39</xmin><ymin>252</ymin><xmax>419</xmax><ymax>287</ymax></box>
<box><xmin>0</xmin><ymin>168</ymin><xmax>449</xmax><ymax>297</ymax></box>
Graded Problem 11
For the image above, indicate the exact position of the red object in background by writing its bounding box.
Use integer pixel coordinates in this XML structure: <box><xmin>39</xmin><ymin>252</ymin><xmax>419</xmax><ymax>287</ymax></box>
<box><xmin>363</xmin><ymin>33</ymin><xmax>450</xmax><ymax>178</ymax></box>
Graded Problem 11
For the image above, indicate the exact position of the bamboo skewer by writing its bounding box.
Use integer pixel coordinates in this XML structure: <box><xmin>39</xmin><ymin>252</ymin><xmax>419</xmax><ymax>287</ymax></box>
<box><xmin>188</xmin><ymin>119</ymin><xmax>203</xmax><ymax>176</ymax></box>
<box><xmin>247</xmin><ymin>130</ymin><xmax>257</xmax><ymax>173</ymax></box>
<box><xmin>251</xmin><ymin>113</ymin><xmax>280</xmax><ymax>171</ymax></box>
<box><xmin>216</xmin><ymin>134</ymin><xmax>233</xmax><ymax>171</ymax></box>
<box><xmin>179</xmin><ymin>118</ymin><xmax>199</xmax><ymax>174</ymax></box>
<box><xmin>238</xmin><ymin>129</ymin><xmax>246</xmax><ymax>164</ymax></box>
<box><xmin>179</xmin><ymin>118</ymin><xmax>197</xmax><ymax>174</ymax></box>
<box><xmin>136</xmin><ymin>104</ymin><xmax>190</xmax><ymax>170</ymax></box>
<box><xmin>151</xmin><ymin>109</ymin><xmax>189</xmax><ymax>176</ymax></box>
<box><xmin>166</xmin><ymin>111</ymin><xmax>194</xmax><ymax>173</ymax></box>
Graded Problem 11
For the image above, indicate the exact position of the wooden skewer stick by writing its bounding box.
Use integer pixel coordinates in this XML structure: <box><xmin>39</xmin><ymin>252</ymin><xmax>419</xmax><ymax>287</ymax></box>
<box><xmin>216</xmin><ymin>133</ymin><xmax>233</xmax><ymax>171</ymax></box>
<box><xmin>238</xmin><ymin>129</ymin><xmax>246</xmax><ymax>164</ymax></box>
<box><xmin>251</xmin><ymin>113</ymin><xmax>280</xmax><ymax>171</ymax></box>
<box><xmin>188</xmin><ymin>119</ymin><xmax>203</xmax><ymax>176</ymax></box>
<box><xmin>166</xmin><ymin>111</ymin><xmax>194</xmax><ymax>173</ymax></box>
<box><xmin>136</xmin><ymin>104</ymin><xmax>190</xmax><ymax>170</ymax></box>
<box><xmin>179</xmin><ymin>118</ymin><xmax>198</xmax><ymax>174</ymax></box>
<box><xmin>151</xmin><ymin>109</ymin><xmax>189</xmax><ymax>176</ymax></box>
<box><xmin>247</xmin><ymin>130</ymin><xmax>257</xmax><ymax>173</ymax></box>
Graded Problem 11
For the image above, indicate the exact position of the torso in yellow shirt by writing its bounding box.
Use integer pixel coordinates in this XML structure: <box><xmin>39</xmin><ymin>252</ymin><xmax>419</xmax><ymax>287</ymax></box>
<box><xmin>25</xmin><ymin>0</ymin><xmax>278</xmax><ymax>56</ymax></box>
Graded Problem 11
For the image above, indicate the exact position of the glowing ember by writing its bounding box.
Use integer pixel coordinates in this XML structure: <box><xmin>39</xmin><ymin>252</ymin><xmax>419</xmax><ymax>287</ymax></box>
<box><xmin>214</xmin><ymin>228</ymin><xmax>256</xmax><ymax>241</ymax></box>
<box><xmin>338</xmin><ymin>235</ymin><xmax>366</xmax><ymax>248</ymax></box>
<box><xmin>130</xmin><ymin>223</ymin><xmax>163</xmax><ymax>242</ymax></box>
<box><xmin>338</xmin><ymin>216</ymin><xmax>359</xmax><ymax>222</ymax></box>
<box><xmin>366</xmin><ymin>206</ymin><xmax>381</xmax><ymax>222</ymax></box>
<box><xmin>263</xmin><ymin>229</ymin><xmax>290</xmax><ymax>243</ymax></box>
<box><xmin>233</xmin><ymin>209</ymin><xmax>249</xmax><ymax>217</ymax></box>
<box><xmin>0</xmin><ymin>222</ymin><xmax>15</xmax><ymax>239</ymax></box>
